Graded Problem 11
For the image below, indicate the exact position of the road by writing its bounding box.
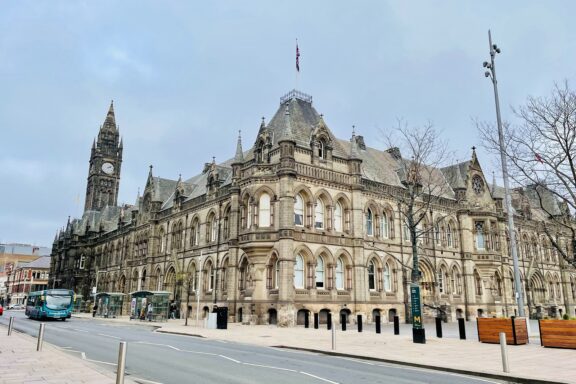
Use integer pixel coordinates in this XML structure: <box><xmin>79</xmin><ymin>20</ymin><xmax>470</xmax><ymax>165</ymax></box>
<box><xmin>0</xmin><ymin>310</ymin><xmax>513</xmax><ymax>384</ymax></box>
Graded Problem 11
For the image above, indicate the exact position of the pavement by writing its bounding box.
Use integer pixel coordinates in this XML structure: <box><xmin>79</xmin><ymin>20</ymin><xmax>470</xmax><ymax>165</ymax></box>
<box><xmin>0</xmin><ymin>319</ymin><xmax>137</xmax><ymax>383</ymax></box>
<box><xmin>2</xmin><ymin>311</ymin><xmax>574</xmax><ymax>384</ymax></box>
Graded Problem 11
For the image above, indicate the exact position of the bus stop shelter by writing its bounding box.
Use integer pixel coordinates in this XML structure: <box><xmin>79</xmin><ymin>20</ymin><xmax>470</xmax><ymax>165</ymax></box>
<box><xmin>95</xmin><ymin>292</ymin><xmax>125</xmax><ymax>318</ymax></box>
<box><xmin>129</xmin><ymin>291</ymin><xmax>170</xmax><ymax>322</ymax></box>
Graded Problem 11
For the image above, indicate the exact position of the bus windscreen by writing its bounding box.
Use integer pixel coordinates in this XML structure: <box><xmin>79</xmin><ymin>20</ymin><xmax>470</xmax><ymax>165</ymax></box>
<box><xmin>46</xmin><ymin>295</ymin><xmax>72</xmax><ymax>310</ymax></box>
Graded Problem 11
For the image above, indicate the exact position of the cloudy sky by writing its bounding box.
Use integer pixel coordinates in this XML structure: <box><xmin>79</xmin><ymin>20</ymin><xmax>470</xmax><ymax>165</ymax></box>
<box><xmin>1</xmin><ymin>1</ymin><xmax>575</xmax><ymax>247</ymax></box>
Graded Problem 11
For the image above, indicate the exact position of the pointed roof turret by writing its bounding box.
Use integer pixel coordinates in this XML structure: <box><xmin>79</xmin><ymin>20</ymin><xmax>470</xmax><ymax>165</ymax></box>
<box><xmin>258</xmin><ymin>117</ymin><xmax>266</xmax><ymax>133</ymax></box>
<box><xmin>278</xmin><ymin>103</ymin><xmax>295</xmax><ymax>143</ymax></box>
<box><xmin>349</xmin><ymin>126</ymin><xmax>361</xmax><ymax>160</ymax></box>
<box><xmin>102</xmin><ymin>100</ymin><xmax>117</xmax><ymax>131</ymax></box>
<box><xmin>233</xmin><ymin>130</ymin><xmax>244</xmax><ymax>163</ymax></box>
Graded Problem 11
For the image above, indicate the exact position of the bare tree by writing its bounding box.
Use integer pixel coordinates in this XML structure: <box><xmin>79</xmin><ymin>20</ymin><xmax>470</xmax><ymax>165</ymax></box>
<box><xmin>383</xmin><ymin>120</ymin><xmax>454</xmax><ymax>283</ymax></box>
<box><xmin>479</xmin><ymin>82</ymin><xmax>576</xmax><ymax>266</ymax></box>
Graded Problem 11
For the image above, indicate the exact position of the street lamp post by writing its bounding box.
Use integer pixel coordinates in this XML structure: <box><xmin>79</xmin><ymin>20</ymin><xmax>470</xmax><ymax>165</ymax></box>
<box><xmin>483</xmin><ymin>30</ymin><xmax>526</xmax><ymax>318</ymax></box>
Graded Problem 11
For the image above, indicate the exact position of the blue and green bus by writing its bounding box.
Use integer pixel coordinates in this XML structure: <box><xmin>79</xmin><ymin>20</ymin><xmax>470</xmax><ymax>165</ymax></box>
<box><xmin>25</xmin><ymin>289</ymin><xmax>74</xmax><ymax>321</ymax></box>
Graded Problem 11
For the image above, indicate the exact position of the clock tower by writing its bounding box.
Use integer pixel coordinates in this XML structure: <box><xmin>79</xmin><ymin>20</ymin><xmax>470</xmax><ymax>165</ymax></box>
<box><xmin>84</xmin><ymin>101</ymin><xmax>123</xmax><ymax>212</ymax></box>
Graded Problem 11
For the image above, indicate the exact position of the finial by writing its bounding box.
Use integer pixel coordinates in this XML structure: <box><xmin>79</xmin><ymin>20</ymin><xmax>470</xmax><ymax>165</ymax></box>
<box><xmin>472</xmin><ymin>146</ymin><xmax>476</xmax><ymax>152</ymax></box>
<box><xmin>352</xmin><ymin>125</ymin><xmax>356</xmax><ymax>136</ymax></box>
<box><xmin>320</xmin><ymin>113</ymin><xmax>324</xmax><ymax>118</ymax></box>
<box><xmin>238</xmin><ymin>129</ymin><xmax>242</xmax><ymax>139</ymax></box>
<box><xmin>212</xmin><ymin>156</ymin><xmax>216</xmax><ymax>163</ymax></box>
<box><xmin>149</xmin><ymin>164</ymin><xmax>153</xmax><ymax>171</ymax></box>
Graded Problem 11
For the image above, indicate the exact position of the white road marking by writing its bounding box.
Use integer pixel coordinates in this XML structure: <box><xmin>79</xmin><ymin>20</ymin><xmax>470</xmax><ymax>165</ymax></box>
<box><xmin>131</xmin><ymin>378</ymin><xmax>164</xmax><ymax>384</ymax></box>
<box><xmin>242</xmin><ymin>362</ymin><xmax>297</xmax><ymax>372</ymax></box>
<box><xmin>300</xmin><ymin>371</ymin><xmax>340</xmax><ymax>384</ymax></box>
<box><xmin>135</xmin><ymin>341</ymin><xmax>179</xmax><ymax>350</ymax></box>
<box><xmin>219</xmin><ymin>354</ymin><xmax>241</xmax><ymax>363</ymax></box>
<box><xmin>85</xmin><ymin>358</ymin><xmax>117</xmax><ymax>366</ymax></box>
<box><xmin>335</xmin><ymin>356</ymin><xmax>375</xmax><ymax>365</ymax></box>
<box><xmin>178</xmin><ymin>349</ymin><xmax>217</xmax><ymax>356</ymax></box>
<box><xmin>215</xmin><ymin>340</ymin><xmax>227</xmax><ymax>343</ymax></box>
<box><xmin>97</xmin><ymin>333</ymin><xmax>122</xmax><ymax>339</ymax></box>
<box><xmin>72</xmin><ymin>328</ymin><xmax>89</xmax><ymax>333</ymax></box>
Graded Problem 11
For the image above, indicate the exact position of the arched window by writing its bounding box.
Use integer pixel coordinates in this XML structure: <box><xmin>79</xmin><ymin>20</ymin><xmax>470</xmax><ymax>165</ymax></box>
<box><xmin>475</xmin><ymin>222</ymin><xmax>485</xmax><ymax>250</ymax></box>
<box><xmin>294</xmin><ymin>254</ymin><xmax>304</xmax><ymax>289</ymax></box>
<box><xmin>380</xmin><ymin>212</ymin><xmax>389</xmax><ymax>239</ymax></box>
<box><xmin>446</xmin><ymin>224</ymin><xmax>453</xmax><ymax>248</ymax></box>
<box><xmin>205</xmin><ymin>260</ymin><xmax>214</xmax><ymax>291</ymax></box>
<box><xmin>159</xmin><ymin>229</ymin><xmax>166</xmax><ymax>253</ymax></box>
<box><xmin>366</xmin><ymin>209</ymin><xmax>373</xmax><ymax>236</ymax></box>
<box><xmin>334</xmin><ymin>201</ymin><xmax>343</xmax><ymax>232</ymax></box>
<box><xmin>275</xmin><ymin>259</ymin><xmax>280</xmax><ymax>289</ymax></box>
<box><xmin>368</xmin><ymin>260</ymin><xmax>376</xmax><ymax>290</ymax></box>
<box><xmin>315</xmin><ymin>199</ymin><xmax>324</xmax><ymax>229</ymax></box>
<box><xmin>438</xmin><ymin>266</ymin><xmax>448</xmax><ymax>293</ymax></box>
<box><xmin>318</xmin><ymin>140</ymin><xmax>326</xmax><ymax>159</ymax></box>
<box><xmin>259</xmin><ymin>193</ymin><xmax>271</xmax><ymax>227</ymax></box>
<box><xmin>294</xmin><ymin>194</ymin><xmax>304</xmax><ymax>226</ymax></box>
<box><xmin>451</xmin><ymin>267</ymin><xmax>462</xmax><ymax>295</ymax></box>
<box><xmin>223</xmin><ymin>208</ymin><xmax>230</xmax><ymax>239</ymax></box>
<box><xmin>208</xmin><ymin>214</ymin><xmax>218</xmax><ymax>242</ymax></box>
<box><xmin>383</xmin><ymin>263</ymin><xmax>392</xmax><ymax>292</ymax></box>
<box><xmin>239</xmin><ymin>258</ymin><xmax>248</xmax><ymax>291</ymax></box>
<box><xmin>474</xmin><ymin>270</ymin><xmax>483</xmax><ymax>296</ymax></box>
<box><xmin>192</xmin><ymin>219</ymin><xmax>200</xmax><ymax>246</ymax></box>
<box><xmin>267</xmin><ymin>255</ymin><xmax>279</xmax><ymax>289</ymax></box>
<box><xmin>316</xmin><ymin>256</ymin><xmax>325</xmax><ymax>288</ymax></box>
<box><xmin>335</xmin><ymin>257</ymin><xmax>344</xmax><ymax>290</ymax></box>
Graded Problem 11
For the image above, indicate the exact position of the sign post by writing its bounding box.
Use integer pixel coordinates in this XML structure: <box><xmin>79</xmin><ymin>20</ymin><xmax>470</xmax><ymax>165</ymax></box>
<box><xmin>410</xmin><ymin>284</ymin><xmax>426</xmax><ymax>344</ymax></box>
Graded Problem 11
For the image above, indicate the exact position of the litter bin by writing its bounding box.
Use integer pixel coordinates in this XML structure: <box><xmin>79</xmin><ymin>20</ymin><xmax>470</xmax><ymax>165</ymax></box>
<box><xmin>215</xmin><ymin>307</ymin><xmax>228</xmax><ymax>330</ymax></box>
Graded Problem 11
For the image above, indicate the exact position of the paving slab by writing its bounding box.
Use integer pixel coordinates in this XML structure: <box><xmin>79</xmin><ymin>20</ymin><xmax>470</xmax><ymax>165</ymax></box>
<box><xmin>0</xmin><ymin>327</ymin><xmax>136</xmax><ymax>384</ymax></box>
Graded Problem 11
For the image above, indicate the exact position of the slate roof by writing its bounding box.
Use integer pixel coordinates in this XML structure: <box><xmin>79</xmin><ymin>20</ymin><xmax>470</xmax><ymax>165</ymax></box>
<box><xmin>524</xmin><ymin>184</ymin><xmax>562</xmax><ymax>216</ymax></box>
<box><xmin>21</xmin><ymin>256</ymin><xmax>51</xmax><ymax>269</ymax></box>
<box><xmin>260</xmin><ymin>96</ymin><xmax>349</xmax><ymax>159</ymax></box>
<box><xmin>441</xmin><ymin>161</ymin><xmax>470</xmax><ymax>190</ymax></box>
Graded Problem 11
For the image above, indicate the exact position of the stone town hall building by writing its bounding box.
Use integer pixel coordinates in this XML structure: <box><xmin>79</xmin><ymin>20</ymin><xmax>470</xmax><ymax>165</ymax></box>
<box><xmin>50</xmin><ymin>90</ymin><xmax>576</xmax><ymax>325</ymax></box>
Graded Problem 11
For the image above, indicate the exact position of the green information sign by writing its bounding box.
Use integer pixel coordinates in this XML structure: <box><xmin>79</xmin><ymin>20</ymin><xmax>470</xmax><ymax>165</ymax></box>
<box><xmin>410</xmin><ymin>284</ymin><xmax>422</xmax><ymax>329</ymax></box>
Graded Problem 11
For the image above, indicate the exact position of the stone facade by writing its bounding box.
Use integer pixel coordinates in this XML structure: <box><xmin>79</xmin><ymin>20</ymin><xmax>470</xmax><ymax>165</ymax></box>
<box><xmin>50</xmin><ymin>90</ymin><xmax>576</xmax><ymax>325</ymax></box>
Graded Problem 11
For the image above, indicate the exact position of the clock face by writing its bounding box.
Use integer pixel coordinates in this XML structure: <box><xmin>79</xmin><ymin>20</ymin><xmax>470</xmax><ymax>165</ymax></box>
<box><xmin>101</xmin><ymin>162</ymin><xmax>114</xmax><ymax>175</ymax></box>
<box><xmin>472</xmin><ymin>175</ymin><xmax>484</xmax><ymax>195</ymax></box>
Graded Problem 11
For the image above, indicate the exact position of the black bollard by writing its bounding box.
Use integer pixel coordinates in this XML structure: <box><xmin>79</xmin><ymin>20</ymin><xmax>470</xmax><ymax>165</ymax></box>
<box><xmin>357</xmin><ymin>314</ymin><xmax>363</xmax><ymax>332</ymax></box>
<box><xmin>458</xmin><ymin>317</ymin><xmax>466</xmax><ymax>340</ymax></box>
<box><xmin>341</xmin><ymin>314</ymin><xmax>347</xmax><ymax>331</ymax></box>
<box><xmin>393</xmin><ymin>315</ymin><xmax>400</xmax><ymax>335</ymax></box>
<box><xmin>314</xmin><ymin>313</ymin><xmax>319</xmax><ymax>329</ymax></box>
<box><xmin>304</xmin><ymin>311</ymin><xmax>309</xmax><ymax>328</ymax></box>
<box><xmin>375</xmin><ymin>315</ymin><xmax>381</xmax><ymax>334</ymax></box>
<box><xmin>327</xmin><ymin>313</ymin><xmax>332</xmax><ymax>330</ymax></box>
<box><xmin>435</xmin><ymin>317</ymin><xmax>443</xmax><ymax>338</ymax></box>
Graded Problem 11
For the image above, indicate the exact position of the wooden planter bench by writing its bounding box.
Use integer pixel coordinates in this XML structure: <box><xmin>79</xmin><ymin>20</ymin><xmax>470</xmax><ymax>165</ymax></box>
<box><xmin>477</xmin><ymin>317</ymin><xmax>528</xmax><ymax>345</ymax></box>
<box><xmin>539</xmin><ymin>320</ymin><xmax>576</xmax><ymax>349</ymax></box>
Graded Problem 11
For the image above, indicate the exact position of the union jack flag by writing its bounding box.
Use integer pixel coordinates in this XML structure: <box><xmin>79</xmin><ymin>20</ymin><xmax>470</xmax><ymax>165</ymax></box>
<box><xmin>296</xmin><ymin>43</ymin><xmax>300</xmax><ymax>72</ymax></box>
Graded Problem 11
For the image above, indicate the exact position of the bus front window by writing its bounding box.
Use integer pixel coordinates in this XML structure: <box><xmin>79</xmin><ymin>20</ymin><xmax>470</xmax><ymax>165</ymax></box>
<box><xmin>46</xmin><ymin>295</ymin><xmax>72</xmax><ymax>310</ymax></box>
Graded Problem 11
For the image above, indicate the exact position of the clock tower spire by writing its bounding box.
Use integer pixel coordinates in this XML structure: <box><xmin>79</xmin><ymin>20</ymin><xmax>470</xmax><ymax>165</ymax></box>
<box><xmin>84</xmin><ymin>101</ymin><xmax>123</xmax><ymax>212</ymax></box>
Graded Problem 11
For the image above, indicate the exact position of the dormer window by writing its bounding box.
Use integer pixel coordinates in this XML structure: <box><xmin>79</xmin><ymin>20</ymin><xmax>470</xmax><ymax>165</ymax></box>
<box><xmin>318</xmin><ymin>140</ymin><xmax>326</xmax><ymax>160</ymax></box>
